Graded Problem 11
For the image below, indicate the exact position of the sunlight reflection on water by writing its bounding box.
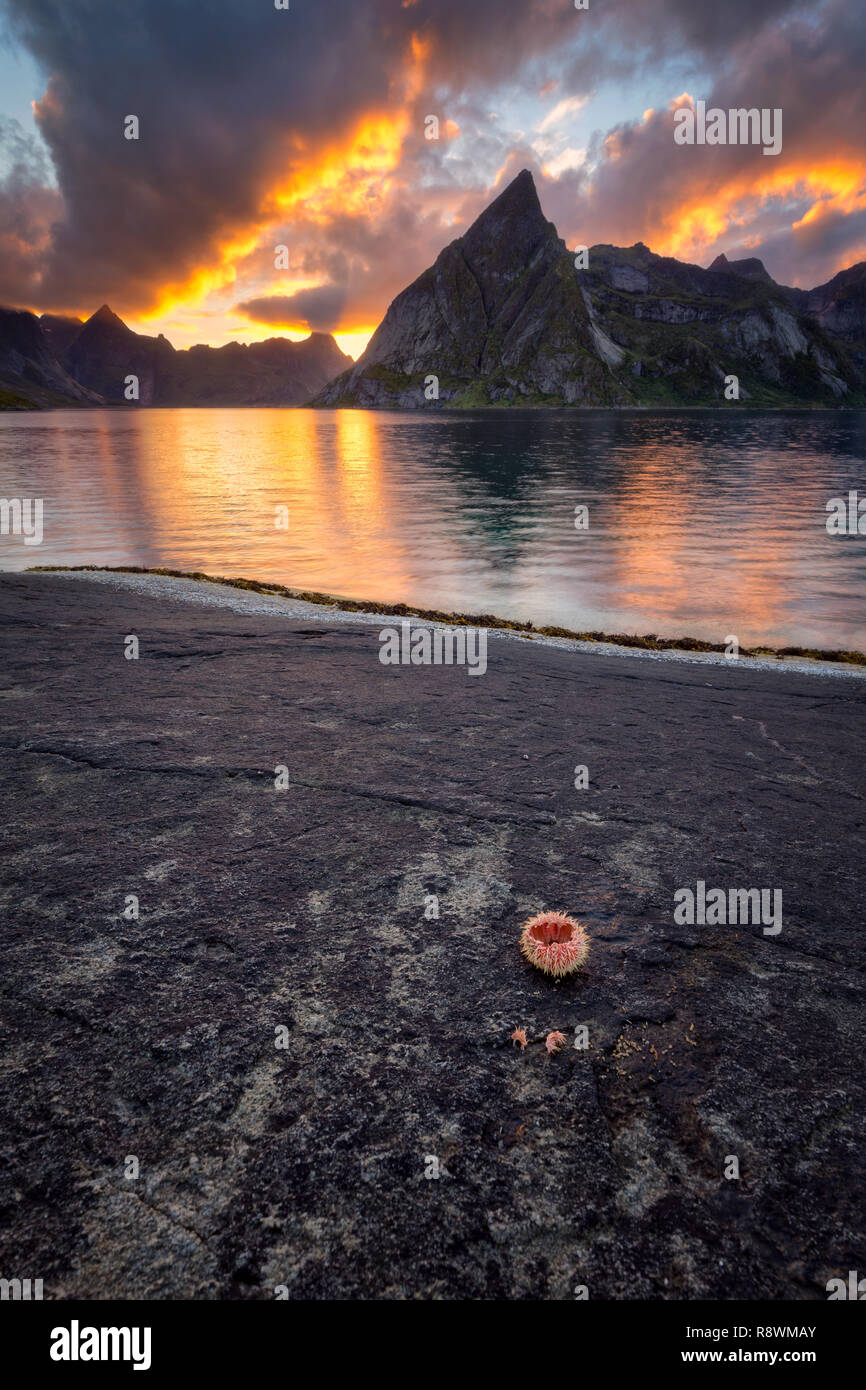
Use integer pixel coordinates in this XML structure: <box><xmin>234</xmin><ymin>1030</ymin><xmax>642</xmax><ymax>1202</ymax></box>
<box><xmin>1</xmin><ymin>406</ymin><xmax>864</xmax><ymax>648</ymax></box>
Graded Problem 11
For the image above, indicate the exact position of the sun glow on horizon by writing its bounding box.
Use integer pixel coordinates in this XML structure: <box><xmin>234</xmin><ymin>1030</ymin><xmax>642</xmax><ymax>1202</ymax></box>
<box><xmin>106</xmin><ymin>30</ymin><xmax>431</xmax><ymax>358</ymax></box>
<box><xmin>122</xmin><ymin>310</ymin><xmax>373</xmax><ymax>360</ymax></box>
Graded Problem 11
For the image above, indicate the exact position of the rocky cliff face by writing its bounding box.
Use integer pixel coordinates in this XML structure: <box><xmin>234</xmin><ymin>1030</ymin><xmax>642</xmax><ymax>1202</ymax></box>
<box><xmin>0</xmin><ymin>305</ymin><xmax>351</xmax><ymax>408</ymax></box>
<box><xmin>316</xmin><ymin>170</ymin><xmax>623</xmax><ymax>409</ymax></box>
<box><xmin>62</xmin><ymin>305</ymin><xmax>176</xmax><ymax>405</ymax></box>
<box><xmin>0</xmin><ymin>307</ymin><xmax>103</xmax><ymax>408</ymax></box>
<box><xmin>40</xmin><ymin>313</ymin><xmax>85</xmax><ymax>358</ymax></box>
<box><xmin>798</xmin><ymin>264</ymin><xmax>866</xmax><ymax>372</ymax></box>
<box><xmin>315</xmin><ymin>170</ymin><xmax>866</xmax><ymax>408</ymax></box>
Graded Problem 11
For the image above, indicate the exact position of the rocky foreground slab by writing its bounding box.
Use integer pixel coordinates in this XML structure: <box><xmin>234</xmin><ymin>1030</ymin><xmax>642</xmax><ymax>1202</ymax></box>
<box><xmin>0</xmin><ymin>572</ymin><xmax>863</xmax><ymax>1299</ymax></box>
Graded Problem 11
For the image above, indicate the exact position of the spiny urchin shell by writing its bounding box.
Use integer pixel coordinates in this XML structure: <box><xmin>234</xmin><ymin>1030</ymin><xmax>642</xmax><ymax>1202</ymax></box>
<box><xmin>520</xmin><ymin>910</ymin><xmax>590</xmax><ymax>977</ymax></box>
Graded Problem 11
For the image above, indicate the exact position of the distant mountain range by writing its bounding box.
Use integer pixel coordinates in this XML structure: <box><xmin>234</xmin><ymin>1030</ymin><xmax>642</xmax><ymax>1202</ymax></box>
<box><xmin>0</xmin><ymin>304</ymin><xmax>351</xmax><ymax>408</ymax></box>
<box><xmin>3</xmin><ymin>168</ymin><xmax>866</xmax><ymax>410</ymax></box>
<box><xmin>315</xmin><ymin>169</ymin><xmax>866</xmax><ymax>408</ymax></box>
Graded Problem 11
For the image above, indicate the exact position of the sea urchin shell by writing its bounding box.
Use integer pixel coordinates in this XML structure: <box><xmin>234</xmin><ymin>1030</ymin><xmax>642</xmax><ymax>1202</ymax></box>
<box><xmin>520</xmin><ymin>910</ymin><xmax>590</xmax><ymax>978</ymax></box>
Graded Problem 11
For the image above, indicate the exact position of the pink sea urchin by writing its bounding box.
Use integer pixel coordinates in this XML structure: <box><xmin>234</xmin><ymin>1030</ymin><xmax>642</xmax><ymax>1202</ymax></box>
<box><xmin>520</xmin><ymin>910</ymin><xmax>590</xmax><ymax>978</ymax></box>
<box><xmin>546</xmin><ymin>1030</ymin><xmax>567</xmax><ymax>1055</ymax></box>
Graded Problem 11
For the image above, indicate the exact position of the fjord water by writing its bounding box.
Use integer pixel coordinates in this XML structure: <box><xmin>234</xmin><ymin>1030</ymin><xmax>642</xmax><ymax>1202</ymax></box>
<box><xmin>1</xmin><ymin>407</ymin><xmax>865</xmax><ymax>650</ymax></box>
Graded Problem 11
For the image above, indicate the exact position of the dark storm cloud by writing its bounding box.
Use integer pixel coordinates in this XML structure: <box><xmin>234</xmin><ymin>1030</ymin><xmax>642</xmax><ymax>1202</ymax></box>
<box><xmin>237</xmin><ymin>286</ymin><xmax>349</xmax><ymax>333</ymax></box>
<box><xmin>0</xmin><ymin>0</ymin><xmax>588</xmax><ymax>312</ymax></box>
<box><xmin>0</xmin><ymin>0</ymin><xmax>861</xmax><ymax>320</ymax></box>
<box><xmin>624</xmin><ymin>0</ymin><xmax>803</xmax><ymax>58</ymax></box>
<box><xmin>1</xmin><ymin>0</ymin><xmax>403</xmax><ymax>308</ymax></box>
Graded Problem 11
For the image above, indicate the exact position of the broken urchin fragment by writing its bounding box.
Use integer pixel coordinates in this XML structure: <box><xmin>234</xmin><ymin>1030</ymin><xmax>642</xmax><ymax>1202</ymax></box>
<box><xmin>520</xmin><ymin>910</ymin><xmax>590</xmax><ymax>978</ymax></box>
<box><xmin>510</xmin><ymin>1026</ymin><xmax>528</xmax><ymax>1049</ymax></box>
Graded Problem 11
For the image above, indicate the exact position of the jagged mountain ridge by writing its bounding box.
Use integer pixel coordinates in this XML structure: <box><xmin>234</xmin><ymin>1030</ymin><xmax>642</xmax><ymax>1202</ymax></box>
<box><xmin>0</xmin><ymin>304</ymin><xmax>351</xmax><ymax>408</ymax></box>
<box><xmin>0</xmin><ymin>307</ymin><xmax>104</xmax><ymax>408</ymax></box>
<box><xmin>315</xmin><ymin>169</ymin><xmax>866</xmax><ymax>408</ymax></box>
<box><xmin>4</xmin><ymin>169</ymin><xmax>865</xmax><ymax>410</ymax></box>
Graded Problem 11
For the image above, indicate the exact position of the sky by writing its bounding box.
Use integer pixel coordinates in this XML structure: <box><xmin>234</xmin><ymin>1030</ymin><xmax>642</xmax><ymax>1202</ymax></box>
<box><xmin>0</xmin><ymin>0</ymin><xmax>864</xmax><ymax>360</ymax></box>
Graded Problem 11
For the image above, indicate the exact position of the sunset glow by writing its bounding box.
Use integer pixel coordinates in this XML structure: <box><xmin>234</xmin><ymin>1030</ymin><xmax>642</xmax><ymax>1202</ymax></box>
<box><xmin>1</xmin><ymin>0</ymin><xmax>864</xmax><ymax>350</ymax></box>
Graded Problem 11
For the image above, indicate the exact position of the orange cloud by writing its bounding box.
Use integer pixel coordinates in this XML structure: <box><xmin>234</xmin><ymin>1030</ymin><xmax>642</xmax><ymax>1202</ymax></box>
<box><xmin>134</xmin><ymin>30</ymin><xmax>432</xmax><ymax>336</ymax></box>
<box><xmin>652</xmin><ymin>161</ymin><xmax>866</xmax><ymax>265</ymax></box>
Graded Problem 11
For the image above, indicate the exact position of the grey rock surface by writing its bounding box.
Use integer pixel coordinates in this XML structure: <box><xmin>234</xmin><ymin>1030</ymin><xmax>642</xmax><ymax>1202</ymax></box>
<box><xmin>0</xmin><ymin>572</ymin><xmax>864</xmax><ymax>1299</ymax></box>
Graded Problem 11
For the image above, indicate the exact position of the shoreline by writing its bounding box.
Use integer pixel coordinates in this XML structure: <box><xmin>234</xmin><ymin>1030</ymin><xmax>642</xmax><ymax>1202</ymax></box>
<box><xmin>26</xmin><ymin>563</ymin><xmax>866</xmax><ymax>677</ymax></box>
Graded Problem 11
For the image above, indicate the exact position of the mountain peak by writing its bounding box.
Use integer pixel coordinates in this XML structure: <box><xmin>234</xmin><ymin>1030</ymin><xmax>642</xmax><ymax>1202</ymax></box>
<box><xmin>314</xmin><ymin>164</ymin><xmax>866</xmax><ymax>409</ymax></box>
<box><xmin>89</xmin><ymin>304</ymin><xmax>126</xmax><ymax>328</ymax></box>
<box><xmin>460</xmin><ymin>167</ymin><xmax>554</xmax><ymax>272</ymax></box>
<box><xmin>468</xmin><ymin>168</ymin><xmax>542</xmax><ymax>229</ymax></box>
<box><xmin>709</xmin><ymin>253</ymin><xmax>773</xmax><ymax>283</ymax></box>
<box><xmin>498</xmin><ymin>167</ymin><xmax>538</xmax><ymax>200</ymax></box>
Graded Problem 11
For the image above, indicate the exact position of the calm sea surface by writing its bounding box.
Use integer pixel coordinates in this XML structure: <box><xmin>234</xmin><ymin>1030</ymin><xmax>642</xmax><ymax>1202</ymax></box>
<box><xmin>1</xmin><ymin>407</ymin><xmax>865</xmax><ymax>649</ymax></box>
